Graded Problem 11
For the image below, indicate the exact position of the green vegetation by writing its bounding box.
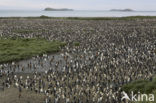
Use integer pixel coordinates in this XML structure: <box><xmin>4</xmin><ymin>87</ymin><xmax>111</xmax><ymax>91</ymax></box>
<box><xmin>0</xmin><ymin>38</ymin><xmax>66</xmax><ymax>63</ymax></box>
<box><xmin>39</xmin><ymin>15</ymin><xmax>50</xmax><ymax>19</ymax></box>
<box><xmin>0</xmin><ymin>16</ymin><xmax>156</xmax><ymax>20</ymax></box>
<box><xmin>122</xmin><ymin>77</ymin><xmax>156</xmax><ymax>103</ymax></box>
<box><xmin>12</xmin><ymin>29</ymin><xmax>46</xmax><ymax>34</ymax></box>
<box><xmin>65</xmin><ymin>16</ymin><xmax>156</xmax><ymax>20</ymax></box>
<box><xmin>121</xmin><ymin>77</ymin><xmax>156</xmax><ymax>94</ymax></box>
<box><xmin>73</xmin><ymin>42</ymin><xmax>80</xmax><ymax>46</ymax></box>
<box><xmin>13</xmin><ymin>30</ymin><xmax>35</xmax><ymax>34</ymax></box>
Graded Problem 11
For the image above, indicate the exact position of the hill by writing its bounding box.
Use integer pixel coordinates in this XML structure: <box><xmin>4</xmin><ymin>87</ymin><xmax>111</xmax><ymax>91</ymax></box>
<box><xmin>44</xmin><ymin>7</ymin><xmax>74</xmax><ymax>11</ymax></box>
<box><xmin>110</xmin><ymin>9</ymin><xmax>134</xmax><ymax>12</ymax></box>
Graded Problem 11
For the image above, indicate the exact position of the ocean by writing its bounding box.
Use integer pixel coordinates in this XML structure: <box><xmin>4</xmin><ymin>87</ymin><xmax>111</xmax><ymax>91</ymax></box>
<box><xmin>0</xmin><ymin>10</ymin><xmax>156</xmax><ymax>17</ymax></box>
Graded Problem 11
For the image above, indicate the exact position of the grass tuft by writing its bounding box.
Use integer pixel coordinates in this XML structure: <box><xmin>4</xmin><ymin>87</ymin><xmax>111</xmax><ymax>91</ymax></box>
<box><xmin>73</xmin><ymin>42</ymin><xmax>80</xmax><ymax>46</ymax></box>
<box><xmin>121</xmin><ymin>77</ymin><xmax>156</xmax><ymax>94</ymax></box>
<box><xmin>0</xmin><ymin>38</ymin><xmax>66</xmax><ymax>63</ymax></box>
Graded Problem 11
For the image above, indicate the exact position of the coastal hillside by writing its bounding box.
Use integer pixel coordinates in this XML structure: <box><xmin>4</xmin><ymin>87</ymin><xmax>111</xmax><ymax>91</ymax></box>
<box><xmin>44</xmin><ymin>7</ymin><xmax>74</xmax><ymax>11</ymax></box>
<box><xmin>110</xmin><ymin>9</ymin><xmax>134</xmax><ymax>12</ymax></box>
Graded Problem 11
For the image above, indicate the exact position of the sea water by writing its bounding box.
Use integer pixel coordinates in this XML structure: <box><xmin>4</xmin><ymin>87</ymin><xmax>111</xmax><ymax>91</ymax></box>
<box><xmin>0</xmin><ymin>10</ymin><xmax>156</xmax><ymax>17</ymax></box>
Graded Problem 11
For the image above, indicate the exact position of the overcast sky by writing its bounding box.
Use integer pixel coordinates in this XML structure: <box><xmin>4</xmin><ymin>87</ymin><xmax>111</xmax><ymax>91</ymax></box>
<box><xmin>0</xmin><ymin>0</ymin><xmax>155</xmax><ymax>11</ymax></box>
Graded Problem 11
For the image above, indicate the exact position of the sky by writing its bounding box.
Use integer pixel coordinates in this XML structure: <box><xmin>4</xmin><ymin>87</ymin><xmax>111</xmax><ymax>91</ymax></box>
<box><xmin>0</xmin><ymin>0</ymin><xmax>155</xmax><ymax>11</ymax></box>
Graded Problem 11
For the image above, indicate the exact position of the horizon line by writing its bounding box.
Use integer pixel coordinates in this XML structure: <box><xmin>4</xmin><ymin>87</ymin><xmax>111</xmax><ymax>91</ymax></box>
<box><xmin>0</xmin><ymin>7</ymin><xmax>156</xmax><ymax>11</ymax></box>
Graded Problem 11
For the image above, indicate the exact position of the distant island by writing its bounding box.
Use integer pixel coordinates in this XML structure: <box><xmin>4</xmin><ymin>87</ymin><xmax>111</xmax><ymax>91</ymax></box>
<box><xmin>110</xmin><ymin>9</ymin><xmax>134</xmax><ymax>12</ymax></box>
<box><xmin>44</xmin><ymin>7</ymin><xmax>74</xmax><ymax>11</ymax></box>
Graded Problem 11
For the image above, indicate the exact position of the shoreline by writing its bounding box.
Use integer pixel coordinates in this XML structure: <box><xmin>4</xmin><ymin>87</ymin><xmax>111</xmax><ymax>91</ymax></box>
<box><xmin>0</xmin><ymin>16</ymin><xmax>156</xmax><ymax>20</ymax></box>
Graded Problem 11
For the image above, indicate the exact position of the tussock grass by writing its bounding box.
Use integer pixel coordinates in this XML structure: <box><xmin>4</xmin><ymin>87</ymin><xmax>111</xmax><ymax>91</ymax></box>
<box><xmin>65</xmin><ymin>16</ymin><xmax>156</xmax><ymax>20</ymax></box>
<box><xmin>12</xmin><ymin>30</ymin><xmax>35</xmax><ymax>34</ymax></box>
<box><xmin>121</xmin><ymin>77</ymin><xmax>156</xmax><ymax>94</ymax></box>
<box><xmin>12</xmin><ymin>29</ymin><xmax>46</xmax><ymax>34</ymax></box>
<box><xmin>73</xmin><ymin>42</ymin><xmax>80</xmax><ymax>46</ymax></box>
<box><xmin>0</xmin><ymin>38</ymin><xmax>66</xmax><ymax>63</ymax></box>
